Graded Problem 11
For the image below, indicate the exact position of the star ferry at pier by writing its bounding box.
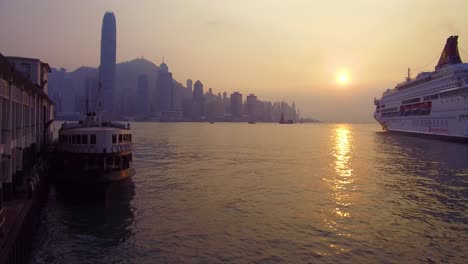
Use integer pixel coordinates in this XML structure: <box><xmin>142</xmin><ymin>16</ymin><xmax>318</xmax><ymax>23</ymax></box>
<box><xmin>52</xmin><ymin>72</ymin><xmax>135</xmax><ymax>185</ymax></box>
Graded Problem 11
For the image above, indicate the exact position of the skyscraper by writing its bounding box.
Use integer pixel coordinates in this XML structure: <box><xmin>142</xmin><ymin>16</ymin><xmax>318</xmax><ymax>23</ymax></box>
<box><xmin>187</xmin><ymin>79</ymin><xmax>193</xmax><ymax>94</ymax></box>
<box><xmin>230</xmin><ymin>92</ymin><xmax>243</xmax><ymax>119</ymax></box>
<box><xmin>193</xmin><ymin>80</ymin><xmax>204</xmax><ymax>101</ymax></box>
<box><xmin>246</xmin><ymin>94</ymin><xmax>258</xmax><ymax>120</ymax></box>
<box><xmin>155</xmin><ymin>62</ymin><xmax>174</xmax><ymax>113</ymax></box>
<box><xmin>192</xmin><ymin>80</ymin><xmax>204</xmax><ymax>120</ymax></box>
<box><xmin>100</xmin><ymin>11</ymin><xmax>116</xmax><ymax>120</ymax></box>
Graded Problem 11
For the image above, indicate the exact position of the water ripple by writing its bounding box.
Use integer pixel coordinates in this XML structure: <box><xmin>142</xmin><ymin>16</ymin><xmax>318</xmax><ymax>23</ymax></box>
<box><xmin>30</xmin><ymin>123</ymin><xmax>468</xmax><ymax>264</ymax></box>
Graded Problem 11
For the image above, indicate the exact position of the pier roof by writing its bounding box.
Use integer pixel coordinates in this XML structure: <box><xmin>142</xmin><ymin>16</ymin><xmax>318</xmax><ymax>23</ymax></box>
<box><xmin>0</xmin><ymin>53</ymin><xmax>53</xmax><ymax>104</ymax></box>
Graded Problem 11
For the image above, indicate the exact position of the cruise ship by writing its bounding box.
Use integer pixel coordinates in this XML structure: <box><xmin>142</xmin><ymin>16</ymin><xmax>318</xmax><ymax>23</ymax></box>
<box><xmin>374</xmin><ymin>36</ymin><xmax>468</xmax><ymax>141</ymax></box>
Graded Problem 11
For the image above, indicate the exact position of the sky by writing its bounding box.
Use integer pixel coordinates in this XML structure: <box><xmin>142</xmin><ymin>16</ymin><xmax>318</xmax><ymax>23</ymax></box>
<box><xmin>1</xmin><ymin>0</ymin><xmax>468</xmax><ymax>122</ymax></box>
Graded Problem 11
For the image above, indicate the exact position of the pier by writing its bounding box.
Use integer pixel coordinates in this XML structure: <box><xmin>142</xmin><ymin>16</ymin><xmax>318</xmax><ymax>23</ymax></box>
<box><xmin>0</xmin><ymin>53</ymin><xmax>54</xmax><ymax>263</ymax></box>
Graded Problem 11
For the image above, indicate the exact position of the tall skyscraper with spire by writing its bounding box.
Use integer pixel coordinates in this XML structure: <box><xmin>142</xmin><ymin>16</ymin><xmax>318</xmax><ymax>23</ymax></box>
<box><xmin>100</xmin><ymin>11</ymin><xmax>116</xmax><ymax>119</ymax></box>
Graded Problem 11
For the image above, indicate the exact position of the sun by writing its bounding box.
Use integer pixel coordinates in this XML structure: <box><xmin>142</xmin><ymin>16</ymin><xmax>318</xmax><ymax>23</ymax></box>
<box><xmin>336</xmin><ymin>71</ymin><xmax>350</xmax><ymax>85</ymax></box>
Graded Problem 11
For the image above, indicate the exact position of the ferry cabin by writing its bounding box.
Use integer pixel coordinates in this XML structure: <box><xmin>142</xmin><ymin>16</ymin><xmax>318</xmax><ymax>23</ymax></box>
<box><xmin>57</xmin><ymin>124</ymin><xmax>132</xmax><ymax>175</ymax></box>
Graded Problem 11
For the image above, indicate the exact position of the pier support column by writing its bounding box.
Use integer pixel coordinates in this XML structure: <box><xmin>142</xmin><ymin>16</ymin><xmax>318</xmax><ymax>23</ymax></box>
<box><xmin>0</xmin><ymin>86</ymin><xmax>3</xmax><ymax>208</ymax></box>
<box><xmin>2</xmin><ymin>157</ymin><xmax>13</xmax><ymax>201</ymax></box>
<box><xmin>3</xmin><ymin>80</ymin><xmax>13</xmax><ymax>201</ymax></box>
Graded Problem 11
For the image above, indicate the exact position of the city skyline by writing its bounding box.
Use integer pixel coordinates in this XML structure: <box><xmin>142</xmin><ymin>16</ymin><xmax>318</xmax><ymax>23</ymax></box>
<box><xmin>2</xmin><ymin>0</ymin><xmax>468</xmax><ymax>122</ymax></box>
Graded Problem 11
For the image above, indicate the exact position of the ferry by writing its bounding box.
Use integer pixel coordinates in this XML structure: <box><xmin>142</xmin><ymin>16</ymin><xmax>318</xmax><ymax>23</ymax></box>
<box><xmin>53</xmin><ymin>71</ymin><xmax>135</xmax><ymax>185</ymax></box>
<box><xmin>374</xmin><ymin>36</ymin><xmax>468</xmax><ymax>141</ymax></box>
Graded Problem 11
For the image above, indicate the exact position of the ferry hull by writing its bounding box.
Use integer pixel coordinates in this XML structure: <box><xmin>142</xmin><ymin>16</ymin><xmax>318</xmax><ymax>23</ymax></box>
<box><xmin>50</xmin><ymin>151</ymin><xmax>135</xmax><ymax>186</ymax></box>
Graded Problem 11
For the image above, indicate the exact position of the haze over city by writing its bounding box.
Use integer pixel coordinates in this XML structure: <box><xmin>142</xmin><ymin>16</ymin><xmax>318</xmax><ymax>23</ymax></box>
<box><xmin>1</xmin><ymin>0</ymin><xmax>468</xmax><ymax>122</ymax></box>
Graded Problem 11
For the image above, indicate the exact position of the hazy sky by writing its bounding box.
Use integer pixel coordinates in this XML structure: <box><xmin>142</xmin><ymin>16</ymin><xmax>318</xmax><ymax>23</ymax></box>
<box><xmin>1</xmin><ymin>0</ymin><xmax>468</xmax><ymax>122</ymax></box>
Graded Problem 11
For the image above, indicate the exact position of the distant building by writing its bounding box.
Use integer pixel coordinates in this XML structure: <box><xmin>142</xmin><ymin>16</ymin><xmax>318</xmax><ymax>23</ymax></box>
<box><xmin>136</xmin><ymin>74</ymin><xmax>149</xmax><ymax>117</ymax></box>
<box><xmin>191</xmin><ymin>80</ymin><xmax>204</xmax><ymax>120</ymax></box>
<box><xmin>100</xmin><ymin>11</ymin><xmax>117</xmax><ymax>120</ymax></box>
<box><xmin>230</xmin><ymin>91</ymin><xmax>242</xmax><ymax>119</ymax></box>
<box><xmin>48</xmin><ymin>68</ymin><xmax>68</xmax><ymax>114</ymax></box>
<box><xmin>193</xmin><ymin>80</ymin><xmax>204</xmax><ymax>101</ymax></box>
<box><xmin>246</xmin><ymin>94</ymin><xmax>257</xmax><ymax>120</ymax></box>
<box><xmin>155</xmin><ymin>62</ymin><xmax>174</xmax><ymax>114</ymax></box>
<box><xmin>85</xmin><ymin>76</ymin><xmax>98</xmax><ymax>113</ymax></box>
<box><xmin>186</xmin><ymin>79</ymin><xmax>192</xmax><ymax>94</ymax></box>
<box><xmin>61</xmin><ymin>76</ymin><xmax>75</xmax><ymax>114</ymax></box>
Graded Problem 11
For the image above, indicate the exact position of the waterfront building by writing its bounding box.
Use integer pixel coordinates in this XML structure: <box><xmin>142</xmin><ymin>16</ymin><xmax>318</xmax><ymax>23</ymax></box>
<box><xmin>155</xmin><ymin>62</ymin><xmax>174</xmax><ymax>114</ymax></box>
<box><xmin>186</xmin><ymin>79</ymin><xmax>193</xmax><ymax>94</ymax></box>
<box><xmin>191</xmin><ymin>80</ymin><xmax>204</xmax><ymax>120</ymax></box>
<box><xmin>193</xmin><ymin>80</ymin><xmax>204</xmax><ymax>101</ymax></box>
<box><xmin>0</xmin><ymin>53</ymin><xmax>54</xmax><ymax>215</ymax></box>
<box><xmin>230</xmin><ymin>92</ymin><xmax>243</xmax><ymax>119</ymax></box>
<box><xmin>246</xmin><ymin>94</ymin><xmax>258</xmax><ymax>120</ymax></box>
<box><xmin>136</xmin><ymin>74</ymin><xmax>149</xmax><ymax>118</ymax></box>
<box><xmin>100</xmin><ymin>11</ymin><xmax>117</xmax><ymax>120</ymax></box>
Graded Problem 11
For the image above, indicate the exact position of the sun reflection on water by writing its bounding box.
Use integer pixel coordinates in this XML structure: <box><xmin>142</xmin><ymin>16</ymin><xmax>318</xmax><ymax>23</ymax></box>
<box><xmin>321</xmin><ymin>126</ymin><xmax>355</xmax><ymax>255</ymax></box>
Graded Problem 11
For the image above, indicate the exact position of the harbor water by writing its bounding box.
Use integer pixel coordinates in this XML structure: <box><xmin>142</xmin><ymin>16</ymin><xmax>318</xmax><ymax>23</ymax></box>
<box><xmin>30</xmin><ymin>123</ymin><xmax>468</xmax><ymax>263</ymax></box>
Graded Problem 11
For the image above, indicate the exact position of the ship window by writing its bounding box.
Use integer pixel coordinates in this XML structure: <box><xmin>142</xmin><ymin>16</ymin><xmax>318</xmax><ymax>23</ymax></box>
<box><xmin>77</xmin><ymin>135</ymin><xmax>82</xmax><ymax>144</ymax></box>
<box><xmin>90</xmin><ymin>134</ymin><xmax>96</xmax><ymax>144</ymax></box>
<box><xmin>82</xmin><ymin>135</ymin><xmax>88</xmax><ymax>144</ymax></box>
<box><xmin>129</xmin><ymin>134</ymin><xmax>132</xmax><ymax>142</ymax></box>
<box><xmin>72</xmin><ymin>135</ymin><xmax>76</xmax><ymax>144</ymax></box>
<box><xmin>119</xmin><ymin>134</ymin><xmax>123</xmax><ymax>143</ymax></box>
<box><xmin>112</xmin><ymin>134</ymin><xmax>117</xmax><ymax>144</ymax></box>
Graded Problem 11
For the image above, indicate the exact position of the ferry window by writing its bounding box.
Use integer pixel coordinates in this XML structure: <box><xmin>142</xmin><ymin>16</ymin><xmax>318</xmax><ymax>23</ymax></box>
<box><xmin>119</xmin><ymin>134</ymin><xmax>123</xmax><ymax>143</ymax></box>
<box><xmin>112</xmin><ymin>134</ymin><xmax>117</xmax><ymax>144</ymax></box>
<box><xmin>77</xmin><ymin>135</ymin><xmax>82</xmax><ymax>144</ymax></box>
<box><xmin>68</xmin><ymin>135</ymin><xmax>72</xmax><ymax>144</ymax></box>
<box><xmin>72</xmin><ymin>135</ymin><xmax>76</xmax><ymax>144</ymax></box>
<box><xmin>129</xmin><ymin>134</ymin><xmax>132</xmax><ymax>142</ymax></box>
<box><xmin>82</xmin><ymin>135</ymin><xmax>88</xmax><ymax>144</ymax></box>
<box><xmin>90</xmin><ymin>134</ymin><xmax>96</xmax><ymax>144</ymax></box>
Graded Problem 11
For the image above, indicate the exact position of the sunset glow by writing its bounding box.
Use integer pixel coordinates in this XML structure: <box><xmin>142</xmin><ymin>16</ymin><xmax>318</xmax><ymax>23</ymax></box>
<box><xmin>1</xmin><ymin>0</ymin><xmax>467</xmax><ymax>122</ymax></box>
<box><xmin>337</xmin><ymin>71</ymin><xmax>350</xmax><ymax>86</ymax></box>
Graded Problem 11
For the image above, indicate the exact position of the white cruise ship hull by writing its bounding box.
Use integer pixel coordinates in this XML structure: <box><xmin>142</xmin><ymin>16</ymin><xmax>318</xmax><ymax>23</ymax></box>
<box><xmin>375</xmin><ymin>88</ymin><xmax>468</xmax><ymax>140</ymax></box>
<box><xmin>374</xmin><ymin>36</ymin><xmax>468</xmax><ymax>142</ymax></box>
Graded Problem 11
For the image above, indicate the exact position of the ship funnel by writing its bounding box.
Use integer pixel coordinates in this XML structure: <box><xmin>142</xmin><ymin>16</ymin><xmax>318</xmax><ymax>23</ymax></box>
<box><xmin>435</xmin><ymin>36</ymin><xmax>462</xmax><ymax>70</ymax></box>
